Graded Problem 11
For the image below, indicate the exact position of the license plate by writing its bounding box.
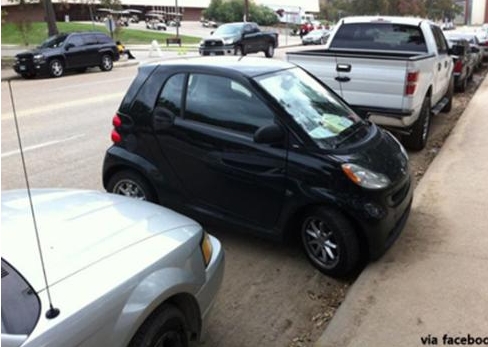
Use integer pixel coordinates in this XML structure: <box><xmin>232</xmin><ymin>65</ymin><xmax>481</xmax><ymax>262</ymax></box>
<box><xmin>19</xmin><ymin>65</ymin><xmax>26</xmax><ymax>71</ymax></box>
<box><xmin>210</xmin><ymin>52</ymin><xmax>216</xmax><ymax>56</ymax></box>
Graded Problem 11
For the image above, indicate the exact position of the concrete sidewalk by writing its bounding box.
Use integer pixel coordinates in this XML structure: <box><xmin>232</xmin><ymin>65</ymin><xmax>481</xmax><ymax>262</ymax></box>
<box><xmin>316</xmin><ymin>75</ymin><xmax>488</xmax><ymax>346</ymax></box>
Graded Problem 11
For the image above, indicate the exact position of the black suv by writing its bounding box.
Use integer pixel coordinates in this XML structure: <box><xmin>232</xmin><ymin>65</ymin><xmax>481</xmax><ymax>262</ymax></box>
<box><xmin>13</xmin><ymin>32</ymin><xmax>119</xmax><ymax>79</ymax></box>
<box><xmin>102</xmin><ymin>57</ymin><xmax>413</xmax><ymax>277</ymax></box>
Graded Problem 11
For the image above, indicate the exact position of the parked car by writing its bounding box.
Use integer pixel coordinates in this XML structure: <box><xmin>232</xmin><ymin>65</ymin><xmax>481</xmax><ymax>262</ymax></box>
<box><xmin>13</xmin><ymin>32</ymin><xmax>119</xmax><ymax>79</ymax></box>
<box><xmin>102</xmin><ymin>57</ymin><xmax>413</xmax><ymax>277</ymax></box>
<box><xmin>146</xmin><ymin>18</ymin><xmax>167</xmax><ymax>31</ymax></box>
<box><xmin>199</xmin><ymin>22</ymin><xmax>278</xmax><ymax>58</ymax></box>
<box><xmin>474</xmin><ymin>28</ymin><xmax>488</xmax><ymax>60</ymax></box>
<box><xmin>1</xmin><ymin>189</ymin><xmax>224</xmax><ymax>347</ymax></box>
<box><xmin>444</xmin><ymin>31</ymin><xmax>484</xmax><ymax>69</ymax></box>
<box><xmin>302</xmin><ymin>29</ymin><xmax>330</xmax><ymax>45</ymax></box>
<box><xmin>447</xmin><ymin>38</ymin><xmax>476</xmax><ymax>92</ymax></box>
<box><xmin>287</xmin><ymin>16</ymin><xmax>454</xmax><ymax>151</ymax></box>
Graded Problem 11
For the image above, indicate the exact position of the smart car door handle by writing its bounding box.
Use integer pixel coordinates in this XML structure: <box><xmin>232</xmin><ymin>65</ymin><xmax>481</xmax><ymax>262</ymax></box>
<box><xmin>335</xmin><ymin>76</ymin><xmax>351</xmax><ymax>82</ymax></box>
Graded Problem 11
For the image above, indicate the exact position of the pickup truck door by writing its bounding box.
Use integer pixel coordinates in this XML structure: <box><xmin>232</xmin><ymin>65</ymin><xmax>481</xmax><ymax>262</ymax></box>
<box><xmin>242</xmin><ymin>23</ymin><xmax>261</xmax><ymax>53</ymax></box>
<box><xmin>430</xmin><ymin>25</ymin><xmax>452</xmax><ymax>104</ymax></box>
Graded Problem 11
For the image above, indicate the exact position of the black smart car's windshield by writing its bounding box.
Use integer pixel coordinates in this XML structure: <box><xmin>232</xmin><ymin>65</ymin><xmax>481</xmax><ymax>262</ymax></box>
<box><xmin>255</xmin><ymin>67</ymin><xmax>364</xmax><ymax>149</ymax></box>
<box><xmin>40</xmin><ymin>34</ymin><xmax>69</xmax><ymax>48</ymax></box>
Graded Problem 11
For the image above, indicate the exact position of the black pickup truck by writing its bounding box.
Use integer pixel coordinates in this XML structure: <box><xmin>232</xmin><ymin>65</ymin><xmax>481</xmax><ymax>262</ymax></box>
<box><xmin>199</xmin><ymin>22</ymin><xmax>278</xmax><ymax>58</ymax></box>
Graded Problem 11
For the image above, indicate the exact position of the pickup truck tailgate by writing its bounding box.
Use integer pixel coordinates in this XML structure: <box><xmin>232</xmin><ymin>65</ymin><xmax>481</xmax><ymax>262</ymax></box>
<box><xmin>288</xmin><ymin>51</ymin><xmax>409</xmax><ymax>111</ymax></box>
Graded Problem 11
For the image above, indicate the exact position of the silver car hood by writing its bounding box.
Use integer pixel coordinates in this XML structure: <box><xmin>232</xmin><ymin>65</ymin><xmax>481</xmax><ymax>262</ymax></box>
<box><xmin>1</xmin><ymin>189</ymin><xmax>200</xmax><ymax>292</ymax></box>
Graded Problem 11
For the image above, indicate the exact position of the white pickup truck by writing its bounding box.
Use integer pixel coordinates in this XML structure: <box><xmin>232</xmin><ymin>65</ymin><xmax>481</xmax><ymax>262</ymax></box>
<box><xmin>287</xmin><ymin>16</ymin><xmax>454</xmax><ymax>150</ymax></box>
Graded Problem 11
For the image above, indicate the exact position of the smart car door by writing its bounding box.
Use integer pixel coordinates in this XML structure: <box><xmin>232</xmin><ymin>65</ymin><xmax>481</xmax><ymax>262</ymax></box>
<box><xmin>153</xmin><ymin>72</ymin><xmax>288</xmax><ymax>231</ymax></box>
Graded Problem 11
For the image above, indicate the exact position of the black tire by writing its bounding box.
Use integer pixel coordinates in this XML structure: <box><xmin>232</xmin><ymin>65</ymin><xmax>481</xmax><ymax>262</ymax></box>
<box><xmin>403</xmin><ymin>96</ymin><xmax>431</xmax><ymax>151</ymax></box>
<box><xmin>107</xmin><ymin>170</ymin><xmax>156</xmax><ymax>202</ymax></box>
<box><xmin>442</xmin><ymin>76</ymin><xmax>454</xmax><ymax>113</ymax></box>
<box><xmin>234</xmin><ymin>45</ymin><xmax>245</xmax><ymax>56</ymax></box>
<box><xmin>301</xmin><ymin>207</ymin><xmax>360</xmax><ymax>277</ymax></box>
<box><xmin>100</xmin><ymin>54</ymin><xmax>113</xmax><ymax>72</ymax></box>
<box><xmin>21</xmin><ymin>72</ymin><xmax>35</xmax><ymax>79</ymax></box>
<box><xmin>456</xmin><ymin>75</ymin><xmax>467</xmax><ymax>93</ymax></box>
<box><xmin>129</xmin><ymin>304</ymin><xmax>189</xmax><ymax>347</ymax></box>
<box><xmin>49</xmin><ymin>59</ymin><xmax>64</xmax><ymax>78</ymax></box>
<box><xmin>264</xmin><ymin>43</ymin><xmax>274</xmax><ymax>58</ymax></box>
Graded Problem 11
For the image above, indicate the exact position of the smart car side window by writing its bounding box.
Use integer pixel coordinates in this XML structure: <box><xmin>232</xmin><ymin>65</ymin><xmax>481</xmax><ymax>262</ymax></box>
<box><xmin>184</xmin><ymin>74</ymin><xmax>274</xmax><ymax>134</ymax></box>
<box><xmin>1</xmin><ymin>259</ymin><xmax>40</xmax><ymax>336</ymax></box>
<box><xmin>156</xmin><ymin>73</ymin><xmax>185</xmax><ymax>116</ymax></box>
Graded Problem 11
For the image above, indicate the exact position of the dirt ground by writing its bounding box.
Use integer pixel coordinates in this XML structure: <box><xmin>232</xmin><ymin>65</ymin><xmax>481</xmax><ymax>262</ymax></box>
<box><xmin>201</xmin><ymin>65</ymin><xmax>488</xmax><ymax>347</ymax></box>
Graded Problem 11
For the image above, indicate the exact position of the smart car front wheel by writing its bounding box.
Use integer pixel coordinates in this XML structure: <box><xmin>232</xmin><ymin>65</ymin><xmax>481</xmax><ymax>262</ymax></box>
<box><xmin>301</xmin><ymin>207</ymin><xmax>360</xmax><ymax>277</ymax></box>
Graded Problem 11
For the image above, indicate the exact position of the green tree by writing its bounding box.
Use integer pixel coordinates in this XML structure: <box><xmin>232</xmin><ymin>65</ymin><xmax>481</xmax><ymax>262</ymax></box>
<box><xmin>203</xmin><ymin>0</ymin><xmax>278</xmax><ymax>25</ymax></box>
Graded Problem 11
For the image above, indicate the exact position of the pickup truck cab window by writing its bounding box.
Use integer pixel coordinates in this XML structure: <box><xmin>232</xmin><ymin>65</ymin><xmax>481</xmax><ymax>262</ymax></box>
<box><xmin>255</xmin><ymin>67</ymin><xmax>363</xmax><ymax>149</ymax></box>
<box><xmin>431</xmin><ymin>25</ymin><xmax>448</xmax><ymax>54</ymax></box>
<box><xmin>330</xmin><ymin>23</ymin><xmax>427</xmax><ymax>52</ymax></box>
<box><xmin>185</xmin><ymin>73</ymin><xmax>274</xmax><ymax>134</ymax></box>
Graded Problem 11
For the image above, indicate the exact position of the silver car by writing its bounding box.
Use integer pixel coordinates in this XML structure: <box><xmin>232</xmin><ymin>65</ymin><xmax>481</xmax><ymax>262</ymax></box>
<box><xmin>1</xmin><ymin>189</ymin><xmax>224</xmax><ymax>347</ymax></box>
<box><xmin>302</xmin><ymin>29</ymin><xmax>330</xmax><ymax>45</ymax></box>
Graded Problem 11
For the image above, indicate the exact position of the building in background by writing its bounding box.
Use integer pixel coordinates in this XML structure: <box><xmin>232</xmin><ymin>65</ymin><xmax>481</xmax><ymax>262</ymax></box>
<box><xmin>464</xmin><ymin>0</ymin><xmax>488</xmax><ymax>24</ymax></box>
<box><xmin>1</xmin><ymin>0</ymin><xmax>320</xmax><ymax>23</ymax></box>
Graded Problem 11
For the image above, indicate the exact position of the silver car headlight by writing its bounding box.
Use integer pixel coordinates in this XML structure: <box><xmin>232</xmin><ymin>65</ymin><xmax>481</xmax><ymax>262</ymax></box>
<box><xmin>200</xmin><ymin>231</ymin><xmax>213</xmax><ymax>267</ymax></box>
<box><xmin>223</xmin><ymin>38</ymin><xmax>234</xmax><ymax>45</ymax></box>
<box><xmin>342</xmin><ymin>163</ymin><xmax>391</xmax><ymax>189</ymax></box>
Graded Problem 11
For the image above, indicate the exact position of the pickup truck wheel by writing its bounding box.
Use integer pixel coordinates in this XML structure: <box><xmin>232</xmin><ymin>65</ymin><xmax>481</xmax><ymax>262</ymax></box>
<box><xmin>264</xmin><ymin>43</ymin><xmax>274</xmax><ymax>58</ymax></box>
<box><xmin>442</xmin><ymin>76</ymin><xmax>454</xmax><ymax>113</ymax></box>
<box><xmin>49</xmin><ymin>59</ymin><xmax>64</xmax><ymax>78</ymax></box>
<box><xmin>403</xmin><ymin>96</ymin><xmax>431</xmax><ymax>151</ymax></box>
<box><xmin>234</xmin><ymin>46</ymin><xmax>246</xmax><ymax>56</ymax></box>
<box><xmin>300</xmin><ymin>207</ymin><xmax>360</xmax><ymax>277</ymax></box>
<box><xmin>456</xmin><ymin>76</ymin><xmax>467</xmax><ymax>93</ymax></box>
<box><xmin>100</xmin><ymin>54</ymin><xmax>113</xmax><ymax>72</ymax></box>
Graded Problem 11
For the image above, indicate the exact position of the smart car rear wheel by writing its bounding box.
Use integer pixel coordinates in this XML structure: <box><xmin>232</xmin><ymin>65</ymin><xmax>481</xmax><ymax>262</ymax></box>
<box><xmin>301</xmin><ymin>207</ymin><xmax>360</xmax><ymax>277</ymax></box>
<box><xmin>129</xmin><ymin>304</ymin><xmax>189</xmax><ymax>347</ymax></box>
<box><xmin>49</xmin><ymin>59</ymin><xmax>64</xmax><ymax>77</ymax></box>
<box><xmin>100</xmin><ymin>54</ymin><xmax>113</xmax><ymax>71</ymax></box>
<box><xmin>107</xmin><ymin>170</ymin><xmax>156</xmax><ymax>202</ymax></box>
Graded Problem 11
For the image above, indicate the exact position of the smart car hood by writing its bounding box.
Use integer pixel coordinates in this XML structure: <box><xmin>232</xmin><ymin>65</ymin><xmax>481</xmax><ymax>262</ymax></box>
<box><xmin>1</xmin><ymin>189</ymin><xmax>200</xmax><ymax>291</ymax></box>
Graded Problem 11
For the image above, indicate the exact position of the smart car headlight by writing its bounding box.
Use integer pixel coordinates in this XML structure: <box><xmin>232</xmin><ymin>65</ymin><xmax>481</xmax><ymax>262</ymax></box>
<box><xmin>342</xmin><ymin>163</ymin><xmax>390</xmax><ymax>189</ymax></box>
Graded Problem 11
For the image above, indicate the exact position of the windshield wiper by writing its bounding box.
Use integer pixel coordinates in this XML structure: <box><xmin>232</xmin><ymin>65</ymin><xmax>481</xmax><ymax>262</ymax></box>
<box><xmin>332</xmin><ymin>121</ymin><xmax>367</xmax><ymax>149</ymax></box>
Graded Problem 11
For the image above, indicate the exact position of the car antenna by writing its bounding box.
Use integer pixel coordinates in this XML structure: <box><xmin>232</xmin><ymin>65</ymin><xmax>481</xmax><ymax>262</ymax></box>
<box><xmin>7</xmin><ymin>78</ymin><xmax>60</xmax><ymax>319</ymax></box>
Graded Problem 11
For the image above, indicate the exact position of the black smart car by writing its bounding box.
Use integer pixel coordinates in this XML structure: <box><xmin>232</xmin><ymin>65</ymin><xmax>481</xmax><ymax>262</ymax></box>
<box><xmin>102</xmin><ymin>57</ymin><xmax>413</xmax><ymax>277</ymax></box>
<box><xmin>13</xmin><ymin>31</ymin><xmax>119</xmax><ymax>79</ymax></box>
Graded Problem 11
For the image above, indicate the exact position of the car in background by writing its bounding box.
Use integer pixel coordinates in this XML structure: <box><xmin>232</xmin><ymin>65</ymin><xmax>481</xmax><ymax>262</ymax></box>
<box><xmin>447</xmin><ymin>38</ymin><xmax>476</xmax><ymax>92</ymax></box>
<box><xmin>13</xmin><ymin>32</ymin><xmax>119</xmax><ymax>79</ymax></box>
<box><xmin>302</xmin><ymin>29</ymin><xmax>330</xmax><ymax>45</ymax></box>
<box><xmin>1</xmin><ymin>189</ymin><xmax>224</xmax><ymax>347</ymax></box>
<box><xmin>102</xmin><ymin>57</ymin><xmax>412</xmax><ymax>277</ymax></box>
<box><xmin>444</xmin><ymin>31</ymin><xmax>484</xmax><ymax>69</ymax></box>
<box><xmin>474</xmin><ymin>28</ymin><xmax>488</xmax><ymax>60</ymax></box>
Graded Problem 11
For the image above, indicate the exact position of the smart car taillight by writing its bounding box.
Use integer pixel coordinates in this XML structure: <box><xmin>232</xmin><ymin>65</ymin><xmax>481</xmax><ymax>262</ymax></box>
<box><xmin>111</xmin><ymin>114</ymin><xmax>122</xmax><ymax>143</ymax></box>
<box><xmin>112</xmin><ymin>114</ymin><xmax>122</xmax><ymax>127</ymax></box>
<box><xmin>111</xmin><ymin>129</ymin><xmax>121</xmax><ymax>143</ymax></box>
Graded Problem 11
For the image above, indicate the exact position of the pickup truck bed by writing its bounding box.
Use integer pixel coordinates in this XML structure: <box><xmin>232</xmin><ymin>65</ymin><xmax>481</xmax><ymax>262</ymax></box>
<box><xmin>287</xmin><ymin>16</ymin><xmax>454</xmax><ymax>150</ymax></box>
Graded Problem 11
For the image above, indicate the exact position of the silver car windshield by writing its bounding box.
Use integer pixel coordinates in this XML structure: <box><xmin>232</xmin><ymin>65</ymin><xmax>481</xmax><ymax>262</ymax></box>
<box><xmin>255</xmin><ymin>67</ymin><xmax>364</xmax><ymax>149</ymax></box>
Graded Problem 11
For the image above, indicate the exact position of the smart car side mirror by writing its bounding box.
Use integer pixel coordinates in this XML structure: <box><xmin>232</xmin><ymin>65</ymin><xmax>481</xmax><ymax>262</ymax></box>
<box><xmin>254</xmin><ymin>124</ymin><xmax>284</xmax><ymax>144</ymax></box>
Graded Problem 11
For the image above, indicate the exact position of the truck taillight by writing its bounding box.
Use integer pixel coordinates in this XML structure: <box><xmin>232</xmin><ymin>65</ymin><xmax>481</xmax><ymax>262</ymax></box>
<box><xmin>405</xmin><ymin>71</ymin><xmax>419</xmax><ymax>96</ymax></box>
<box><xmin>453</xmin><ymin>60</ymin><xmax>463</xmax><ymax>73</ymax></box>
